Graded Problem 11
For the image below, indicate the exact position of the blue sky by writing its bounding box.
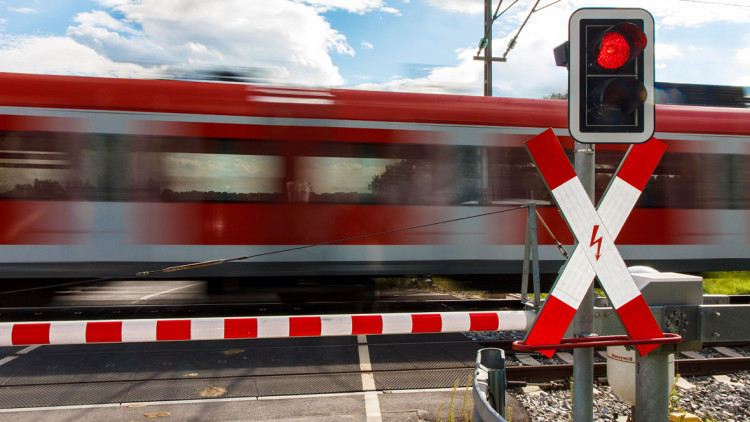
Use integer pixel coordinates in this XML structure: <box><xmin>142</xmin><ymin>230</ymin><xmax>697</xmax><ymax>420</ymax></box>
<box><xmin>0</xmin><ymin>0</ymin><xmax>748</xmax><ymax>99</ymax></box>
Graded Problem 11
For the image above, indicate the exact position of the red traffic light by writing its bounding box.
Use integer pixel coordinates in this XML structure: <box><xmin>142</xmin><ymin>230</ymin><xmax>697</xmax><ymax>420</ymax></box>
<box><xmin>568</xmin><ymin>8</ymin><xmax>655</xmax><ymax>144</ymax></box>
<box><xmin>597</xmin><ymin>32</ymin><xmax>629</xmax><ymax>69</ymax></box>
<box><xmin>592</xmin><ymin>23</ymin><xmax>647</xmax><ymax>70</ymax></box>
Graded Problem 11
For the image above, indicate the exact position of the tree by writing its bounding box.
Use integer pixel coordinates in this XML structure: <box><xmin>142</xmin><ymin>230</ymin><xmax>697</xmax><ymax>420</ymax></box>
<box><xmin>543</xmin><ymin>91</ymin><xmax>568</xmax><ymax>100</ymax></box>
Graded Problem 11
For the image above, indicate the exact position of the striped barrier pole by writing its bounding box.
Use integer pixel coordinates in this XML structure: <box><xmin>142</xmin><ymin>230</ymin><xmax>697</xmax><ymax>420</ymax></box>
<box><xmin>0</xmin><ymin>310</ymin><xmax>535</xmax><ymax>346</ymax></box>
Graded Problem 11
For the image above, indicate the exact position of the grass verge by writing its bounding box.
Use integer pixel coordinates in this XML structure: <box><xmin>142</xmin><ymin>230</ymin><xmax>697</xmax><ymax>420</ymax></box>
<box><xmin>701</xmin><ymin>271</ymin><xmax>750</xmax><ymax>295</ymax></box>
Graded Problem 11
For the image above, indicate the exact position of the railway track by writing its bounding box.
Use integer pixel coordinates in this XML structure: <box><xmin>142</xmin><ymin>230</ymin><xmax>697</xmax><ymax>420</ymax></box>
<box><xmin>479</xmin><ymin>339</ymin><xmax>750</xmax><ymax>383</ymax></box>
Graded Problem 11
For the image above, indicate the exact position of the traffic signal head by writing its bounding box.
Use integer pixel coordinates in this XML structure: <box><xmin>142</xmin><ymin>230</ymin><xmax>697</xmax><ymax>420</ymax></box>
<box><xmin>569</xmin><ymin>8</ymin><xmax>654</xmax><ymax>144</ymax></box>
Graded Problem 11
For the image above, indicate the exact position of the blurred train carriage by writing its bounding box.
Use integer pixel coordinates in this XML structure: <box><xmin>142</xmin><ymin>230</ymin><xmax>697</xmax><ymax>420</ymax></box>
<box><xmin>1</xmin><ymin>72</ymin><xmax>749</xmax><ymax>287</ymax></box>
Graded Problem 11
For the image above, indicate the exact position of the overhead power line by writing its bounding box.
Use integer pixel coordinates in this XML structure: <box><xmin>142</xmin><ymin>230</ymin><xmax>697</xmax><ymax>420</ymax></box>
<box><xmin>678</xmin><ymin>0</ymin><xmax>750</xmax><ymax>7</ymax></box>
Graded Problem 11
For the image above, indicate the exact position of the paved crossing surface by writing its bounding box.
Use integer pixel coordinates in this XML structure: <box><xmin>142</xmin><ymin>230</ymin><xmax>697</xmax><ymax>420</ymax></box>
<box><xmin>0</xmin><ymin>333</ymin><xmax>525</xmax><ymax>421</ymax></box>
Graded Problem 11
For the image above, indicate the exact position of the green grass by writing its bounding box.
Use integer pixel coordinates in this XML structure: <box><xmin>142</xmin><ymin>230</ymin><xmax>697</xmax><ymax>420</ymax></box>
<box><xmin>592</xmin><ymin>273</ymin><xmax>750</xmax><ymax>297</ymax></box>
<box><xmin>380</xmin><ymin>271</ymin><xmax>750</xmax><ymax>299</ymax></box>
<box><xmin>701</xmin><ymin>271</ymin><xmax>750</xmax><ymax>295</ymax></box>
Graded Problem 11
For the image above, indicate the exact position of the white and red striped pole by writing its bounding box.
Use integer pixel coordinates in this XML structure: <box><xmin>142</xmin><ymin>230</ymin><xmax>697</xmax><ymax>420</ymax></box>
<box><xmin>524</xmin><ymin>129</ymin><xmax>664</xmax><ymax>356</ymax></box>
<box><xmin>0</xmin><ymin>310</ymin><xmax>534</xmax><ymax>346</ymax></box>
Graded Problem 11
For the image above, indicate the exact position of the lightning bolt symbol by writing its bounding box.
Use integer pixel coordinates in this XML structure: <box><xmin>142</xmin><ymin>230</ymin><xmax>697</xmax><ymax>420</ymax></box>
<box><xmin>590</xmin><ymin>225</ymin><xmax>603</xmax><ymax>261</ymax></box>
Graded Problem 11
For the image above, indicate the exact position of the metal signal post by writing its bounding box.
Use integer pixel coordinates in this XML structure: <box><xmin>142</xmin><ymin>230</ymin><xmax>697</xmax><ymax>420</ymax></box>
<box><xmin>545</xmin><ymin>7</ymin><xmax>657</xmax><ymax>421</ymax></box>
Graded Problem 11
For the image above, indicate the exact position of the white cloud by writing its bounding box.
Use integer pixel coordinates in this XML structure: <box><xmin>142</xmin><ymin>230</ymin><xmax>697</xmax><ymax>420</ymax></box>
<box><xmin>357</xmin><ymin>47</ymin><xmax>482</xmax><ymax>95</ymax></box>
<box><xmin>425</xmin><ymin>0</ymin><xmax>750</xmax><ymax>26</ymax></box>
<box><xmin>361</xmin><ymin>40</ymin><xmax>374</xmax><ymax>50</ymax></box>
<box><xmin>302</xmin><ymin>0</ymin><xmax>391</xmax><ymax>14</ymax></box>
<box><xmin>59</xmin><ymin>0</ymin><xmax>355</xmax><ymax>85</ymax></box>
<box><xmin>9</xmin><ymin>7</ymin><xmax>38</xmax><ymax>14</ymax></box>
<box><xmin>363</xmin><ymin>0</ymin><xmax>750</xmax><ymax>97</ymax></box>
<box><xmin>733</xmin><ymin>35</ymin><xmax>750</xmax><ymax>84</ymax></box>
<box><xmin>656</xmin><ymin>43</ymin><xmax>682</xmax><ymax>61</ymax></box>
<box><xmin>359</xmin><ymin>2</ymin><xmax>569</xmax><ymax>97</ymax></box>
<box><xmin>0</xmin><ymin>35</ymin><xmax>159</xmax><ymax>77</ymax></box>
<box><xmin>380</xmin><ymin>6</ymin><xmax>401</xmax><ymax>15</ymax></box>
<box><xmin>424</xmin><ymin>0</ymin><xmax>483</xmax><ymax>14</ymax></box>
<box><xmin>737</xmin><ymin>35</ymin><xmax>750</xmax><ymax>66</ymax></box>
<box><xmin>73</xmin><ymin>10</ymin><xmax>138</xmax><ymax>34</ymax></box>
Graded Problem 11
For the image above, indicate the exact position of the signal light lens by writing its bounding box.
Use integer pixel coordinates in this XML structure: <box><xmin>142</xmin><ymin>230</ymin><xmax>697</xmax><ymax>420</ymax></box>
<box><xmin>589</xmin><ymin>78</ymin><xmax>648</xmax><ymax>124</ymax></box>
<box><xmin>591</xmin><ymin>23</ymin><xmax>648</xmax><ymax>70</ymax></box>
<box><xmin>597</xmin><ymin>32</ymin><xmax>630</xmax><ymax>69</ymax></box>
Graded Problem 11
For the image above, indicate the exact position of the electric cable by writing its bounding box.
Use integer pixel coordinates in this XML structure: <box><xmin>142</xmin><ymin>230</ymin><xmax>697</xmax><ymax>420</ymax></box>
<box><xmin>136</xmin><ymin>204</ymin><xmax>530</xmax><ymax>276</ymax></box>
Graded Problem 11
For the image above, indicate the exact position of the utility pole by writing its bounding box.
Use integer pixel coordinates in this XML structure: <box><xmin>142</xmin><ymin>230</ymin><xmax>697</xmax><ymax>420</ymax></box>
<box><xmin>474</xmin><ymin>0</ymin><xmax>506</xmax><ymax>97</ymax></box>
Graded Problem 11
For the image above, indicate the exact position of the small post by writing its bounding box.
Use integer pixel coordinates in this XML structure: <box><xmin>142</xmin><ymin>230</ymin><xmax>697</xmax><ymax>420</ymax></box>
<box><xmin>572</xmin><ymin>141</ymin><xmax>595</xmax><ymax>422</ymax></box>
<box><xmin>488</xmin><ymin>366</ymin><xmax>506</xmax><ymax>415</ymax></box>
<box><xmin>634</xmin><ymin>351</ymin><xmax>670</xmax><ymax>421</ymax></box>
<box><xmin>521</xmin><ymin>203</ymin><xmax>541</xmax><ymax>308</ymax></box>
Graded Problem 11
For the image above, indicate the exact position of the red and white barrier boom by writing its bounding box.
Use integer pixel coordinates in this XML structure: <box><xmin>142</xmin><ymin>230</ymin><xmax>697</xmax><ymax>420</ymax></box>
<box><xmin>523</xmin><ymin>129</ymin><xmax>666</xmax><ymax>357</ymax></box>
<box><xmin>0</xmin><ymin>311</ymin><xmax>533</xmax><ymax>346</ymax></box>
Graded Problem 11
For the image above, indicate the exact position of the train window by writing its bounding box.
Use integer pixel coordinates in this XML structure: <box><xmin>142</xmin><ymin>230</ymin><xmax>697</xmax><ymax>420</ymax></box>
<box><xmin>157</xmin><ymin>152</ymin><xmax>282</xmax><ymax>201</ymax></box>
<box><xmin>0</xmin><ymin>131</ymin><xmax>80</xmax><ymax>200</ymax></box>
<box><xmin>295</xmin><ymin>142</ymin><xmax>473</xmax><ymax>205</ymax></box>
<box><xmin>296</xmin><ymin>156</ymin><xmax>398</xmax><ymax>203</ymax></box>
<box><xmin>717</xmin><ymin>154</ymin><xmax>749</xmax><ymax>209</ymax></box>
<box><xmin>638</xmin><ymin>151</ymin><xmax>723</xmax><ymax>209</ymax></box>
<box><xmin>487</xmin><ymin>147</ymin><xmax>553</xmax><ymax>205</ymax></box>
<box><xmin>129</xmin><ymin>137</ymin><xmax>284</xmax><ymax>202</ymax></box>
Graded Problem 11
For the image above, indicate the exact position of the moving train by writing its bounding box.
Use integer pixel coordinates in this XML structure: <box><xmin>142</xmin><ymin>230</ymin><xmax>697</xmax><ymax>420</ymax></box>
<box><xmin>1</xmin><ymin>72</ymin><xmax>749</xmax><ymax>283</ymax></box>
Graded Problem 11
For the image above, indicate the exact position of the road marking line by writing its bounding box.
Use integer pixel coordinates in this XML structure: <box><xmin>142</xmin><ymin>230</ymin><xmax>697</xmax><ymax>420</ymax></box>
<box><xmin>138</xmin><ymin>282</ymin><xmax>204</xmax><ymax>301</ymax></box>
<box><xmin>0</xmin><ymin>389</ymin><xmax>465</xmax><ymax>413</ymax></box>
<box><xmin>364</xmin><ymin>391</ymin><xmax>382</xmax><ymax>422</ymax></box>
<box><xmin>0</xmin><ymin>344</ymin><xmax>42</xmax><ymax>367</ymax></box>
<box><xmin>357</xmin><ymin>334</ymin><xmax>382</xmax><ymax>422</ymax></box>
<box><xmin>0</xmin><ymin>403</ymin><xmax>123</xmax><ymax>413</ymax></box>
<box><xmin>16</xmin><ymin>344</ymin><xmax>40</xmax><ymax>354</ymax></box>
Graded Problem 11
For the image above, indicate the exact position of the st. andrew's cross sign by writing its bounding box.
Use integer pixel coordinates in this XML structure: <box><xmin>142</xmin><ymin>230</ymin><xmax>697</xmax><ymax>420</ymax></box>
<box><xmin>523</xmin><ymin>129</ymin><xmax>666</xmax><ymax>357</ymax></box>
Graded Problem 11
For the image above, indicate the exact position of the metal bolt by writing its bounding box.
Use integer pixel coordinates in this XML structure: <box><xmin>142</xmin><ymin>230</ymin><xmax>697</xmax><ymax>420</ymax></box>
<box><xmin>604</xmin><ymin>312</ymin><xmax>611</xmax><ymax>317</ymax></box>
<box><xmin>713</xmin><ymin>332</ymin><xmax>721</xmax><ymax>338</ymax></box>
<box><xmin>713</xmin><ymin>311</ymin><xmax>721</xmax><ymax>317</ymax></box>
<box><xmin>684</xmin><ymin>321</ymin><xmax>689</xmax><ymax>326</ymax></box>
<box><xmin>594</xmin><ymin>312</ymin><xmax>600</xmax><ymax>318</ymax></box>
<box><xmin>682</xmin><ymin>328</ymin><xmax>687</xmax><ymax>334</ymax></box>
<box><xmin>665</xmin><ymin>320</ymin><xmax>672</xmax><ymax>327</ymax></box>
<box><xmin>682</xmin><ymin>313</ymin><xmax>687</xmax><ymax>318</ymax></box>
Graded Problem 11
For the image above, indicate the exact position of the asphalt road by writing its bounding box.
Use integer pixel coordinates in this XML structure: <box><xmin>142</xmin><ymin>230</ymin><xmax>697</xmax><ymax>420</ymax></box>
<box><xmin>0</xmin><ymin>280</ymin><xmax>528</xmax><ymax>421</ymax></box>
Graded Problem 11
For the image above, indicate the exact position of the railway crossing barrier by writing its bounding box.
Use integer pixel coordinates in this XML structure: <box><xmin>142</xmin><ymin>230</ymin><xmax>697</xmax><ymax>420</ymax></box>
<box><xmin>0</xmin><ymin>310</ymin><xmax>535</xmax><ymax>346</ymax></box>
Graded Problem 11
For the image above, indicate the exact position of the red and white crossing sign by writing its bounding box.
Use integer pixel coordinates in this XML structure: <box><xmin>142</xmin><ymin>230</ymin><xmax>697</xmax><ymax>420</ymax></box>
<box><xmin>523</xmin><ymin>129</ymin><xmax>666</xmax><ymax>357</ymax></box>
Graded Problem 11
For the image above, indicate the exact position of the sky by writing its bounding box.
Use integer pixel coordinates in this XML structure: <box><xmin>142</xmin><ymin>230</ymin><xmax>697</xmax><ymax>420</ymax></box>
<box><xmin>0</xmin><ymin>0</ymin><xmax>748</xmax><ymax>99</ymax></box>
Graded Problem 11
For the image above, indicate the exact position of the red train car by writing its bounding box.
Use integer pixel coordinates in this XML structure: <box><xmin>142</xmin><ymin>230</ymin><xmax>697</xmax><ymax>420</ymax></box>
<box><xmin>1</xmin><ymin>72</ymin><xmax>749</xmax><ymax>280</ymax></box>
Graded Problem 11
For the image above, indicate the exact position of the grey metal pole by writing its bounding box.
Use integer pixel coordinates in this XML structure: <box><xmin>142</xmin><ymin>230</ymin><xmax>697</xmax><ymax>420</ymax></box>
<box><xmin>573</xmin><ymin>141</ymin><xmax>595</xmax><ymax>422</ymax></box>
<box><xmin>635</xmin><ymin>352</ymin><xmax>670</xmax><ymax>421</ymax></box>
<box><xmin>484</xmin><ymin>0</ymin><xmax>493</xmax><ymax>97</ymax></box>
